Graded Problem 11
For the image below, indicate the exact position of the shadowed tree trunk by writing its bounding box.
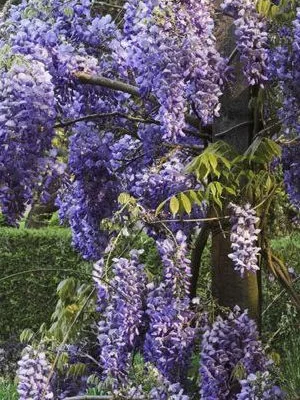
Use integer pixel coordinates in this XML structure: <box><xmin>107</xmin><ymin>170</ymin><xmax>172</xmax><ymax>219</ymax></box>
<box><xmin>212</xmin><ymin>5</ymin><xmax>260</xmax><ymax>322</ymax></box>
<box><xmin>190</xmin><ymin>5</ymin><xmax>260</xmax><ymax>323</ymax></box>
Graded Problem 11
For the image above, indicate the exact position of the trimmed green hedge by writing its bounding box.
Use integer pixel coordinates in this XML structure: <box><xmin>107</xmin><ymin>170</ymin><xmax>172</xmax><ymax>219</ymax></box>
<box><xmin>0</xmin><ymin>228</ymin><xmax>90</xmax><ymax>340</ymax></box>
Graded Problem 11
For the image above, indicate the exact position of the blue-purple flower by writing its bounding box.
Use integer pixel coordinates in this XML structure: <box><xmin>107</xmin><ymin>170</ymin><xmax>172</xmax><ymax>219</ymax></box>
<box><xmin>17</xmin><ymin>346</ymin><xmax>54</xmax><ymax>400</ymax></box>
<box><xmin>228</xmin><ymin>203</ymin><xmax>261</xmax><ymax>277</ymax></box>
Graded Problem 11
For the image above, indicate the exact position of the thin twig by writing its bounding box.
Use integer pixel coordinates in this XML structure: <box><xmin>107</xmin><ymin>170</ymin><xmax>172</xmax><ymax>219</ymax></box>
<box><xmin>149</xmin><ymin>216</ymin><xmax>230</xmax><ymax>224</ymax></box>
<box><xmin>65</xmin><ymin>395</ymin><xmax>113</xmax><ymax>400</ymax></box>
<box><xmin>94</xmin><ymin>1</ymin><xmax>123</xmax><ymax>10</ymax></box>
<box><xmin>55</xmin><ymin>112</ymin><xmax>159</xmax><ymax>128</ymax></box>
<box><xmin>214</xmin><ymin>120</ymin><xmax>253</xmax><ymax>138</ymax></box>
<box><xmin>228</xmin><ymin>46</ymin><xmax>238</xmax><ymax>64</ymax></box>
<box><xmin>55</xmin><ymin>112</ymin><xmax>211</xmax><ymax>141</ymax></box>
<box><xmin>74</xmin><ymin>72</ymin><xmax>141</xmax><ymax>97</ymax></box>
<box><xmin>254</xmin><ymin>185</ymin><xmax>279</xmax><ymax>211</ymax></box>
<box><xmin>262</xmin><ymin>276</ymin><xmax>300</xmax><ymax>317</ymax></box>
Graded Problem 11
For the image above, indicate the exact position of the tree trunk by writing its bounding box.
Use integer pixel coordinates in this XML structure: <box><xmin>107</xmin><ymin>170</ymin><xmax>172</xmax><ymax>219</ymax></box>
<box><xmin>211</xmin><ymin>228</ymin><xmax>260</xmax><ymax>321</ymax></box>
<box><xmin>210</xmin><ymin>5</ymin><xmax>260</xmax><ymax>322</ymax></box>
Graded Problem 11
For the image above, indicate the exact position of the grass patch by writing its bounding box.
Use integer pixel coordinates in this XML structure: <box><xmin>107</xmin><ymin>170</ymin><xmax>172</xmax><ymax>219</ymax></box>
<box><xmin>0</xmin><ymin>379</ymin><xmax>17</xmax><ymax>399</ymax></box>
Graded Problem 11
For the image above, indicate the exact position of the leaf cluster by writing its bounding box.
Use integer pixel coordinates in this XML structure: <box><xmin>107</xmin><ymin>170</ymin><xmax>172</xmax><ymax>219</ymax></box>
<box><xmin>157</xmin><ymin>139</ymin><xmax>281</xmax><ymax>217</ymax></box>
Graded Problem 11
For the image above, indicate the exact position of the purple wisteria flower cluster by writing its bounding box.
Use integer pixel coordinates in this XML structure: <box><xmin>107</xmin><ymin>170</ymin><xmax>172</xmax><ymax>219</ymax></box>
<box><xmin>17</xmin><ymin>346</ymin><xmax>54</xmax><ymax>400</ymax></box>
<box><xmin>124</xmin><ymin>0</ymin><xmax>226</xmax><ymax>139</ymax></box>
<box><xmin>0</xmin><ymin>55</ymin><xmax>56</xmax><ymax>225</ymax></box>
<box><xmin>228</xmin><ymin>203</ymin><xmax>261</xmax><ymax>277</ymax></box>
<box><xmin>267</xmin><ymin>10</ymin><xmax>300</xmax><ymax>209</ymax></box>
<box><xmin>93</xmin><ymin>231</ymin><xmax>198</xmax><ymax>397</ymax></box>
<box><xmin>200</xmin><ymin>307</ymin><xmax>281</xmax><ymax>399</ymax></box>
<box><xmin>282</xmin><ymin>143</ymin><xmax>300</xmax><ymax>210</ymax></box>
<box><xmin>94</xmin><ymin>250</ymin><xmax>147</xmax><ymax>383</ymax></box>
<box><xmin>111</xmin><ymin>372</ymin><xmax>190</xmax><ymax>399</ymax></box>
<box><xmin>57</xmin><ymin>123</ymin><xmax>121</xmax><ymax>260</ymax></box>
<box><xmin>237</xmin><ymin>371</ymin><xmax>284</xmax><ymax>399</ymax></box>
<box><xmin>0</xmin><ymin>0</ymin><xmax>210</xmax><ymax>258</ymax></box>
<box><xmin>144</xmin><ymin>231</ymin><xmax>197</xmax><ymax>384</ymax></box>
<box><xmin>268</xmin><ymin>20</ymin><xmax>300</xmax><ymax>137</ymax></box>
<box><xmin>0</xmin><ymin>0</ymin><xmax>123</xmax><ymax>227</ymax></box>
<box><xmin>221</xmin><ymin>0</ymin><xmax>269</xmax><ymax>86</ymax></box>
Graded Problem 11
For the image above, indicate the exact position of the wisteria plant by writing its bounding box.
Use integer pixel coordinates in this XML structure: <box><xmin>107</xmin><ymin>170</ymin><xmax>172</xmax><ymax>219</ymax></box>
<box><xmin>0</xmin><ymin>0</ymin><xmax>298</xmax><ymax>398</ymax></box>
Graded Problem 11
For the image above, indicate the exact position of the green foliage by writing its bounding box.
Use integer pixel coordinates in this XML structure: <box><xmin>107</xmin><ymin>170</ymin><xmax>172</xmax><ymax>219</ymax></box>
<box><xmin>0</xmin><ymin>227</ymin><xmax>90</xmax><ymax>340</ymax></box>
<box><xmin>0</xmin><ymin>379</ymin><xmax>17</xmax><ymax>400</ymax></box>
<box><xmin>48</xmin><ymin>277</ymin><xmax>95</xmax><ymax>342</ymax></box>
<box><xmin>280</xmin><ymin>334</ymin><xmax>300</xmax><ymax>399</ymax></box>
<box><xmin>261</xmin><ymin>233</ymin><xmax>300</xmax><ymax>397</ymax></box>
<box><xmin>48</xmin><ymin>211</ymin><xmax>61</xmax><ymax>227</ymax></box>
<box><xmin>157</xmin><ymin>138</ymin><xmax>281</xmax><ymax>217</ymax></box>
<box><xmin>256</xmin><ymin>0</ymin><xmax>280</xmax><ymax>18</ymax></box>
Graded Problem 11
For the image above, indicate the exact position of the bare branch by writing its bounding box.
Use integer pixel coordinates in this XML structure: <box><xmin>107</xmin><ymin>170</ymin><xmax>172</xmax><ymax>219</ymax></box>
<box><xmin>214</xmin><ymin>120</ymin><xmax>253</xmax><ymax>138</ymax></box>
<box><xmin>228</xmin><ymin>46</ymin><xmax>238</xmax><ymax>65</ymax></box>
<box><xmin>55</xmin><ymin>112</ymin><xmax>159</xmax><ymax>128</ymax></box>
<box><xmin>74</xmin><ymin>72</ymin><xmax>143</xmax><ymax>97</ymax></box>
<box><xmin>74</xmin><ymin>72</ymin><xmax>204</xmax><ymax>130</ymax></box>
<box><xmin>55</xmin><ymin>111</ymin><xmax>211</xmax><ymax>141</ymax></box>
<box><xmin>94</xmin><ymin>1</ymin><xmax>123</xmax><ymax>10</ymax></box>
<box><xmin>65</xmin><ymin>396</ymin><xmax>113</xmax><ymax>400</ymax></box>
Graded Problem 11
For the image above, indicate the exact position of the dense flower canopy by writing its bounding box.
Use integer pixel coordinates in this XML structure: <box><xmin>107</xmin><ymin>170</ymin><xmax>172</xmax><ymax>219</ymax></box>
<box><xmin>0</xmin><ymin>0</ymin><xmax>298</xmax><ymax>252</ymax></box>
<box><xmin>0</xmin><ymin>0</ymin><xmax>299</xmax><ymax>398</ymax></box>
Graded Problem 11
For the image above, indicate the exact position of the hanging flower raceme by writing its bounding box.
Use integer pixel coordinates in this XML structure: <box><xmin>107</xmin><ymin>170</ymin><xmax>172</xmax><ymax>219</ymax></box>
<box><xmin>228</xmin><ymin>203</ymin><xmax>261</xmax><ymax>277</ymax></box>
<box><xmin>144</xmin><ymin>231</ymin><xmax>197</xmax><ymax>385</ymax></box>
<box><xmin>17</xmin><ymin>346</ymin><xmax>54</xmax><ymax>400</ymax></box>
<box><xmin>200</xmin><ymin>307</ymin><xmax>275</xmax><ymax>400</ymax></box>
<box><xmin>57</xmin><ymin>123</ymin><xmax>121</xmax><ymax>260</ymax></box>
<box><xmin>0</xmin><ymin>56</ymin><xmax>56</xmax><ymax>225</ymax></box>
<box><xmin>94</xmin><ymin>250</ymin><xmax>147</xmax><ymax>384</ymax></box>
<box><xmin>124</xmin><ymin>0</ymin><xmax>226</xmax><ymax>139</ymax></box>
<box><xmin>237</xmin><ymin>371</ymin><xmax>284</xmax><ymax>399</ymax></box>
<box><xmin>221</xmin><ymin>0</ymin><xmax>269</xmax><ymax>86</ymax></box>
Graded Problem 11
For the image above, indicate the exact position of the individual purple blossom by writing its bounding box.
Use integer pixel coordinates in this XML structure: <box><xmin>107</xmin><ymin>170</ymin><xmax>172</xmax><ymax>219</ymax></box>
<box><xmin>228</xmin><ymin>203</ymin><xmax>261</xmax><ymax>277</ymax></box>
<box><xmin>17</xmin><ymin>346</ymin><xmax>54</xmax><ymax>400</ymax></box>
<box><xmin>200</xmin><ymin>307</ymin><xmax>272</xmax><ymax>399</ymax></box>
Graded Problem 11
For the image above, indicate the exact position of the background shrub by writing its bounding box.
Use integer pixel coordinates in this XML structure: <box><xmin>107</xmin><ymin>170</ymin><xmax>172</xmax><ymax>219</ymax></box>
<box><xmin>0</xmin><ymin>227</ymin><xmax>90</xmax><ymax>341</ymax></box>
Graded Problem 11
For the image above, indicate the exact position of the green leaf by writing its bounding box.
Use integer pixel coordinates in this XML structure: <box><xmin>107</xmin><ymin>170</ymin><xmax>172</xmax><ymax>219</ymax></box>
<box><xmin>57</xmin><ymin>277</ymin><xmax>76</xmax><ymax>300</ymax></box>
<box><xmin>215</xmin><ymin>182</ymin><xmax>223</xmax><ymax>196</ymax></box>
<box><xmin>155</xmin><ymin>198</ymin><xmax>168</xmax><ymax>216</ymax></box>
<box><xmin>57</xmin><ymin>352</ymin><xmax>69</xmax><ymax>372</ymax></box>
<box><xmin>224</xmin><ymin>186</ymin><xmax>236</xmax><ymax>196</ymax></box>
<box><xmin>188</xmin><ymin>189</ymin><xmax>203</xmax><ymax>206</ymax></box>
<box><xmin>180</xmin><ymin>193</ymin><xmax>192</xmax><ymax>214</ymax></box>
<box><xmin>208</xmin><ymin>153</ymin><xmax>218</xmax><ymax>174</ymax></box>
<box><xmin>170</xmin><ymin>196</ymin><xmax>180</xmax><ymax>216</ymax></box>
<box><xmin>257</xmin><ymin>0</ymin><xmax>271</xmax><ymax>15</ymax></box>
<box><xmin>20</xmin><ymin>329</ymin><xmax>34</xmax><ymax>343</ymax></box>
<box><xmin>266</xmin><ymin>175</ymin><xmax>273</xmax><ymax>192</ymax></box>
<box><xmin>67</xmin><ymin>363</ymin><xmax>87</xmax><ymax>378</ymax></box>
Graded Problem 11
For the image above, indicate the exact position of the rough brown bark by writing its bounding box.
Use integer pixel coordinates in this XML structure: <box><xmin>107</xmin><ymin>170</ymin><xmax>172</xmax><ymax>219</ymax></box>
<box><xmin>211</xmin><ymin>228</ymin><xmax>259</xmax><ymax>321</ymax></box>
<box><xmin>210</xmin><ymin>4</ymin><xmax>260</xmax><ymax>322</ymax></box>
